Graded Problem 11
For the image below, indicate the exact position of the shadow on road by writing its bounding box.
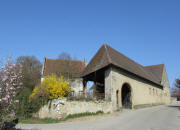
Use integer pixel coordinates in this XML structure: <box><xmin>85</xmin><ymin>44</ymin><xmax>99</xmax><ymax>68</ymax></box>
<box><xmin>168</xmin><ymin>105</ymin><xmax>180</xmax><ymax>113</ymax></box>
<box><xmin>168</xmin><ymin>105</ymin><xmax>180</xmax><ymax>108</ymax></box>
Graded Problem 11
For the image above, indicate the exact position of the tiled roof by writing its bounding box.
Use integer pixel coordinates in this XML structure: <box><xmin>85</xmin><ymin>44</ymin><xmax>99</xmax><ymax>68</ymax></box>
<box><xmin>43</xmin><ymin>58</ymin><xmax>86</xmax><ymax>78</ymax></box>
<box><xmin>144</xmin><ymin>64</ymin><xmax>164</xmax><ymax>84</ymax></box>
<box><xmin>82</xmin><ymin>44</ymin><xmax>164</xmax><ymax>86</ymax></box>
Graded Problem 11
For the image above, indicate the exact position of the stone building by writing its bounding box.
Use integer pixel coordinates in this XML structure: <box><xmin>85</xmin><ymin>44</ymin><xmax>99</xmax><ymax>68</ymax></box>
<box><xmin>81</xmin><ymin>44</ymin><xmax>171</xmax><ymax>110</ymax></box>
<box><xmin>41</xmin><ymin>58</ymin><xmax>86</xmax><ymax>96</ymax></box>
<box><xmin>35</xmin><ymin>45</ymin><xmax>171</xmax><ymax>119</ymax></box>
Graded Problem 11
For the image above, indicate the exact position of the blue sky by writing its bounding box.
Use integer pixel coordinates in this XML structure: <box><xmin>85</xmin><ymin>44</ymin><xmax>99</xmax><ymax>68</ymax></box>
<box><xmin>0</xmin><ymin>0</ymin><xmax>180</xmax><ymax>87</ymax></box>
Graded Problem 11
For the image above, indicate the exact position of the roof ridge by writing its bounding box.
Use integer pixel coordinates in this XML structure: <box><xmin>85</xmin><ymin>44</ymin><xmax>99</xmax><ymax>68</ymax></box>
<box><xmin>104</xmin><ymin>44</ymin><xmax>112</xmax><ymax>63</ymax></box>
<box><xmin>105</xmin><ymin>44</ymin><xmax>145</xmax><ymax>67</ymax></box>
<box><xmin>144</xmin><ymin>64</ymin><xmax>164</xmax><ymax>68</ymax></box>
<box><xmin>46</xmin><ymin>58</ymin><xmax>85</xmax><ymax>63</ymax></box>
<box><xmin>81</xmin><ymin>44</ymin><xmax>112</xmax><ymax>76</ymax></box>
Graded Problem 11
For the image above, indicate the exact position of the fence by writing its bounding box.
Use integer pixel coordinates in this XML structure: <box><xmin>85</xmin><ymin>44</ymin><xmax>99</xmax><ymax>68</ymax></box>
<box><xmin>67</xmin><ymin>91</ymin><xmax>105</xmax><ymax>101</ymax></box>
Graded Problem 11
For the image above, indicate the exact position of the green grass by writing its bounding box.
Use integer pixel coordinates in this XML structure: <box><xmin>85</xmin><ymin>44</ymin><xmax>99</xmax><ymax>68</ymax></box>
<box><xmin>62</xmin><ymin>111</ymin><xmax>103</xmax><ymax>121</ymax></box>
<box><xmin>19</xmin><ymin>111</ymin><xmax>104</xmax><ymax>124</ymax></box>
<box><xmin>19</xmin><ymin>117</ymin><xmax>60</xmax><ymax>124</ymax></box>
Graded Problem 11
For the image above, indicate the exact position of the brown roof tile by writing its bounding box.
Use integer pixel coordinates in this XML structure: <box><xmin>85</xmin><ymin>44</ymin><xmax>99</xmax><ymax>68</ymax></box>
<box><xmin>43</xmin><ymin>59</ymin><xmax>86</xmax><ymax>78</ymax></box>
<box><xmin>144</xmin><ymin>64</ymin><xmax>164</xmax><ymax>84</ymax></box>
<box><xmin>82</xmin><ymin>44</ymin><xmax>164</xmax><ymax>86</ymax></box>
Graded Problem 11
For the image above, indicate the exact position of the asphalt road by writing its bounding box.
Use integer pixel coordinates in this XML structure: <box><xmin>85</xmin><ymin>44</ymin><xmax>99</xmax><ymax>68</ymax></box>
<box><xmin>17</xmin><ymin>103</ymin><xmax>180</xmax><ymax>130</ymax></box>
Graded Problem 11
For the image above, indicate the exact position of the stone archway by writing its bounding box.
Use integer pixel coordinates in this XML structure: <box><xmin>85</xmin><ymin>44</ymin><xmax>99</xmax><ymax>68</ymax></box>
<box><xmin>121</xmin><ymin>83</ymin><xmax>132</xmax><ymax>109</ymax></box>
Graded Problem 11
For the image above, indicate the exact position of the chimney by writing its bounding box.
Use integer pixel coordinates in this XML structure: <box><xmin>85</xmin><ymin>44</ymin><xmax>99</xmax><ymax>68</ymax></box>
<box><xmin>84</xmin><ymin>58</ymin><xmax>87</xmax><ymax>66</ymax></box>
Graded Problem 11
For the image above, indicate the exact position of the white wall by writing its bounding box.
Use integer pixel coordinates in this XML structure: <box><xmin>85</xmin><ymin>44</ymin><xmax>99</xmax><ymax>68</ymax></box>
<box><xmin>70</xmin><ymin>78</ymin><xmax>84</xmax><ymax>96</ymax></box>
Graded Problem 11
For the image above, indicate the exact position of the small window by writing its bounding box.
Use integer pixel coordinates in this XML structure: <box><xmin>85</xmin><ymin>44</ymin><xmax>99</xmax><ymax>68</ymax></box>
<box><xmin>71</xmin><ymin>91</ymin><xmax>75</xmax><ymax>96</ymax></box>
<box><xmin>153</xmin><ymin>88</ymin><xmax>155</xmax><ymax>96</ymax></box>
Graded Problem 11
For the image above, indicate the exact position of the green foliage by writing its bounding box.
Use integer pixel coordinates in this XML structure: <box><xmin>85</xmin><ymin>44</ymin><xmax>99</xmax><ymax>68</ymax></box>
<box><xmin>16</xmin><ymin>88</ymin><xmax>34</xmax><ymax>118</ymax></box>
<box><xmin>16</xmin><ymin>87</ymin><xmax>48</xmax><ymax>118</ymax></box>
<box><xmin>15</xmin><ymin>56</ymin><xmax>42</xmax><ymax>118</ymax></box>
<box><xmin>16</xmin><ymin>73</ymin><xmax>71</xmax><ymax>119</ymax></box>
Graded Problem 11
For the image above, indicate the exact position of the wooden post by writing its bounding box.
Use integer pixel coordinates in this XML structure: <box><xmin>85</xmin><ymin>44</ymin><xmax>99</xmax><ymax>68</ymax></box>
<box><xmin>83</xmin><ymin>80</ymin><xmax>87</xmax><ymax>98</ymax></box>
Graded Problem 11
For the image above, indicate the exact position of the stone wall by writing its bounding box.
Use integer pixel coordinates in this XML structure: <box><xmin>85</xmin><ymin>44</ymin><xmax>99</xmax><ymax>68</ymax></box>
<box><xmin>34</xmin><ymin>99</ymin><xmax>113</xmax><ymax>119</ymax></box>
<box><xmin>105</xmin><ymin>66</ymin><xmax>171</xmax><ymax>111</ymax></box>
<box><xmin>161</xmin><ymin>67</ymin><xmax>171</xmax><ymax>104</ymax></box>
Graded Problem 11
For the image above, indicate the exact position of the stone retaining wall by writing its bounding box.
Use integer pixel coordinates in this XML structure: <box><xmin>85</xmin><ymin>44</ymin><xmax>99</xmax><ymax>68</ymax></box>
<box><xmin>33</xmin><ymin>99</ymin><xmax>113</xmax><ymax>119</ymax></box>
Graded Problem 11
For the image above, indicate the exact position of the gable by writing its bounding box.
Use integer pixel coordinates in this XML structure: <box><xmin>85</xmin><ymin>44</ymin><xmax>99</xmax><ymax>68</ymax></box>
<box><xmin>81</xmin><ymin>45</ymin><xmax>110</xmax><ymax>77</ymax></box>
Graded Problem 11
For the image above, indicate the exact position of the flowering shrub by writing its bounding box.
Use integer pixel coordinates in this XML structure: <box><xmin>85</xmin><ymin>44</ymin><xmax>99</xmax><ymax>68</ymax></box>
<box><xmin>0</xmin><ymin>59</ymin><xmax>22</xmax><ymax>128</ymax></box>
<box><xmin>30</xmin><ymin>74</ymin><xmax>71</xmax><ymax>100</ymax></box>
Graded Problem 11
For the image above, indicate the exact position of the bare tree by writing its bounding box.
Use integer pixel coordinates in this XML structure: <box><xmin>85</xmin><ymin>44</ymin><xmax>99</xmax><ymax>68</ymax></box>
<box><xmin>16</xmin><ymin>56</ymin><xmax>42</xmax><ymax>91</ymax></box>
<box><xmin>15</xmin><ymin>56</ymin><xmax>42</xmax><ymax>117</ymax></box>
<box><xmin>58</xmin><ymin>52</ymin><xmax>72</xmax><ymax>60</ymax></box>
<box><xmin>175</xmin><ymin>78</ymin><xmax>180</xmax><ymax>88</ymax></box>
<box><xmin>172</xmin><ymin>78</ymin><xmax>180</xmax><ymax>99</ymax></box>
<box><xmin>57</xmin><ymin>52</ymin><xmax>74</xmax><ymax>80</ymax></box>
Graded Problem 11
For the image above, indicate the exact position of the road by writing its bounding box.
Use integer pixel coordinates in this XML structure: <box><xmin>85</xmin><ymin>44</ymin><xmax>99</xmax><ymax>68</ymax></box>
<box><xmin>17</xmin><ymin>103</ymin><xmax>180</xmax><ymax>130</ymax></box>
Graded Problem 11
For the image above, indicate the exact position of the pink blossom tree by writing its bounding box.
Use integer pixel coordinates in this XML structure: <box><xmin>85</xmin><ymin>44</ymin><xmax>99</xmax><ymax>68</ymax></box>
<box><xmin>0</xmin><ymin>58</ymin><xmax>22</xmax><ymax>128</ymax></box>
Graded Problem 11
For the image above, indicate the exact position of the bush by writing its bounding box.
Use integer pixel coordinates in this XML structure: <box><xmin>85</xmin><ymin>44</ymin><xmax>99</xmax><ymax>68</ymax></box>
<box><xmin>15</xmin><ymin>56</ymin><xmax>42</xmax><ymax>119</ymax></box>
<box><xmin>30</xmin><ymin>74</ymin><xmax>71</xmax><ymax>100</ymax></box>
<box><xmin>16</xmin><ymin>88</ymin><xmax>44</xmax><ymax>118</ymax></box>
<box><xmin>29</xmin><ymin>74</ymin><xmax>71</xmax><ymax>113</ymax></box>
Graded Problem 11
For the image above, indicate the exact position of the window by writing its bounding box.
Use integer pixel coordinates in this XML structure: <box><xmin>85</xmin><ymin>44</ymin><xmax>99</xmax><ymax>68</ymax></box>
<box><xmin>71</xmin><ymin>91</ymin><xmax>75</xmax><ymax>96</ymax></box>
<box><xmin>153</xmin><ymin>88</ymin><xmax>155</xmax><ymax>96</ymax></box>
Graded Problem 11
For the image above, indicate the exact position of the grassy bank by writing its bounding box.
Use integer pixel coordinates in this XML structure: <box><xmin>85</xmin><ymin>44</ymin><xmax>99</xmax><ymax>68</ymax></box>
<box><xmin>19</xmin><ymin>118</ymin><xmax>60</xmax><ymax>124</ymax></box>
<box><xmin>19</xmin><ymin>111</ymin><xmax>104</xmax><ymax>124</ymax></box>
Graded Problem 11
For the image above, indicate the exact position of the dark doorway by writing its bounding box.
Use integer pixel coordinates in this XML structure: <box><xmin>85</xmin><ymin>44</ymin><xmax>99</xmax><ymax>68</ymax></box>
<box><xmin>116</xmin><ymin>90</ymin><xmax>119</xmax><ymax>110</ymax></box>
<box><xmin>121</xmin><ymin>83</ymin><xmax>132</xmax><ymax>109</ymax></box>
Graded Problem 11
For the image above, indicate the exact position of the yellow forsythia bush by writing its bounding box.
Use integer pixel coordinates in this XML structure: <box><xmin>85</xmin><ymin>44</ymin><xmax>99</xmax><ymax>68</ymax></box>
<box><xmin>30</xmin><ymin>86</ymin><xmax>39</xmax><ymax>99</ymax></box>
<box><xmin>30</xmin><ymin>74</ymin><xmax>71</xmax><ymax>99</ymax></box>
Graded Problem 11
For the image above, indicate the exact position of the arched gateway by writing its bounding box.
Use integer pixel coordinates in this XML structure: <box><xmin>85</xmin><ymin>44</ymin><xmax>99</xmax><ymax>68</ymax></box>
<box><xmin>121</xmin><ymin>83</ymin><xmax>132</xmax><ymax>109</ymax></box>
